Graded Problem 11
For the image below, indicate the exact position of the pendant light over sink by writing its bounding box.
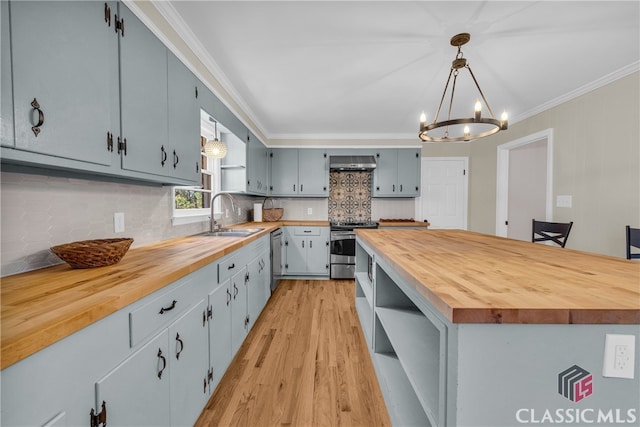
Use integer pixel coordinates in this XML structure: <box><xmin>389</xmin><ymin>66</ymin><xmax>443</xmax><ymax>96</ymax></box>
<box><xmin>419</xmin><ymin>33</ymin><xmax>508</xmax><ymax>143</ymax></box>
<box><xmin>204</xmin><ymin>120</ymin><xmax>227</xmax><ymax>158</ymax></box>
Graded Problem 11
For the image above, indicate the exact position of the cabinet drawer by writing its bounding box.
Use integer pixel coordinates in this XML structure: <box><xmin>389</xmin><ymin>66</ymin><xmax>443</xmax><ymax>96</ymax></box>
<box><xmin>129</xmin><ymin>279</ymin><xmax>193</xmax><ymax>347</ymax></box>
<box><xmin>292</xmin><ymin>227</ymin><xmax>321</xmax><ymax>236</ymax></box>
<box><xmin>218</xmin><ymin>254</ymin><xmax>240</xmax><ymax>284</ymax></box>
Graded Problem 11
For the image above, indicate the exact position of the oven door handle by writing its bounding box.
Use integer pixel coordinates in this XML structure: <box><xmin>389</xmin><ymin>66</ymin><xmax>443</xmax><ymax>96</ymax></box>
<box><xmin>331</xmin><ymin>232</ymin><xmax>355</xmax><ymax>240</ymax></box>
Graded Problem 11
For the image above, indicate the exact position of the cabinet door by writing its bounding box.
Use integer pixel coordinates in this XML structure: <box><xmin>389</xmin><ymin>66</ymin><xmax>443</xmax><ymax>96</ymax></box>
<box><xmin>285</xmin><ymin>234</ymin><xmax>308</xmax><ymax>275</ymax></box>
<box><xmin>230</xmin><ymin>267</ymin><xmax>248</xmax><ymax>355</ymax></box>
<box><xmin>396</xmin><ymin>149</ymin><xmax>421</xmax><ymax>196</ymax></box>
<box><xmin>307</xmin><ymin>235</ymin><xmax>329</xmax><ymax>275</ymax></box>
<box><xmin>167</xmin><ymin>51</ymin><xmax>200</xmax><ymax>183</ymax></box>
<box><xmin>95</xmin><ymin>330</ymin><xmax>171</xmax><ymax>427</ymax></box>
<box><xmin>270</xmin><ymin>149</ymin><xmax>299</xmax><ymax>196</ymax></box>
<box><xmin>299</xmin><ymin>149</ymin><xmax>328</xmax><ymax>196</ymax></box>
<box><xmin>373</xmin><ymin>149</ymin><xmax>398</xmax><ymax>196</ymax></box>
<box><xmin>247</xmin><ymin>132</ymin><xmax>268</xmax><ymax>195</ymax></box>
<box><xmin>119</xmin><ymin>3</ymin><xmax>168</xmax><ymax>177</ymax></box>
<box><xmin>169</xmin><ymin>299</ymin><xmax>209</xmax><ymax>427</ymax></box>
<box><xmin>247</xmin><ymin>254</ymin><xmax>270</xmax><ymax>330</ymax></box>
<box><xmin>1</xmin><ymin>0</ymin><xmax>13</xmax><ymax>148</ymax></box>
<box><xmin>208</xmin><ymin>281</ymin><xmax>232</xmax><ymax>391</ymax></box>
<box><xmin>10</xmin><ymin>1</ymin><xmax>119</xmax><ymax>165</ymax></box>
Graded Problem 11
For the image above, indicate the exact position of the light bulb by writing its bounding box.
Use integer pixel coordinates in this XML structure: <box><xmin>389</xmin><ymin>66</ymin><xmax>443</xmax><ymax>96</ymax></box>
<box><xmin>419</xmin><ymin>112</ymin><xmax>427</xmax><ymax>131</ymax></box>
<box><xmin>500</xmin><ymin>110</ymin><xmax>509</xmax><ymax>130</ymax></box>
<box><xmin>474</xmin><ymin>100</ymin><xmax>481</xmax><ymax>120</ymax></box>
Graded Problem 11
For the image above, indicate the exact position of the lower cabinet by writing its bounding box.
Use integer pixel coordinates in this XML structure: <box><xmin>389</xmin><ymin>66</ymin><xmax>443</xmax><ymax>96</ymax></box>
<box><xmin>0</xmin><ymin>236</ymin><xmax>272</xmax><ymax>427</ymax></box>
<box><xmin>283</xmin><ymin>226</ymin><xmax>330</xmax><ymax>276</ymax></box>
<box><xmin>94</xmin><ymin>299</ymin><xmax>209</xmax><ymax>427</ymax></box>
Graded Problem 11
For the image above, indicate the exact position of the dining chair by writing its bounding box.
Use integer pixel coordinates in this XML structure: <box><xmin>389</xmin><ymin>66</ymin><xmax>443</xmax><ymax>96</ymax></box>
<box><xmin>532</xmin><ymin>219</ymin><xmax>573</xmax><ymax>248</ymax></box>
<box><xmin>626</xmin><ymin>226</ymin><xmax>640</xmax><ymax>260</ymax></box>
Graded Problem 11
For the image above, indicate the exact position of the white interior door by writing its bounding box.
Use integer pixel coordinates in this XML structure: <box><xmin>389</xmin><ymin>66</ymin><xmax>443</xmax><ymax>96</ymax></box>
<box><xmin>416</xmin><ymin>157</ymin><xmax>468</xmax><ymax>229</ymax></box>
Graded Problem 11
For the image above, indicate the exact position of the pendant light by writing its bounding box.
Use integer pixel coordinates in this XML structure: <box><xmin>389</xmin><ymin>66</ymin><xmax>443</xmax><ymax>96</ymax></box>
<box><xmin>419</xmin><ymin>33</ymin><xmax>508</xmax><ymax>142</ymax></box>
<box><xmin>204</xmin><ymin>120</ymin><xmax>227</xmax><ymax>158</ymax></box>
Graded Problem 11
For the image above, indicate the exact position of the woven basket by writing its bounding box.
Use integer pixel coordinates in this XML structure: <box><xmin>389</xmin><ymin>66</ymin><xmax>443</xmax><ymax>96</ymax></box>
<box><xmin>51</xmin><ymin>238</ymin><xmax>134</xmax><ymax>269</ymax></box>
<box><xmin>262</xmin><ymin>197</ymin><xmax>283</xmax><ymax>222</ymax></box>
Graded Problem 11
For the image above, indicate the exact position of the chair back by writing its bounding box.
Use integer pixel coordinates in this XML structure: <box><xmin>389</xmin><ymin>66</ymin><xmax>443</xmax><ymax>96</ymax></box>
<box><xmin>532</xmin><ymin>219</ymin><xmax>573</xmax><ymax>248</ymax></box>
<box><xmin>626</xmin><ymin>226</ymin><xmax>640</xmax><ymax>260</ymax></box>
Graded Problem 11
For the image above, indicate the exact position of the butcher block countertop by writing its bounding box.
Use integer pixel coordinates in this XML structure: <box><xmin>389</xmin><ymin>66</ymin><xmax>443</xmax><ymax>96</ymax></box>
<box><xmin>356</xmin><ymin>229</ymin><xmax>640</xmax><ymax>325</ymax></box>
<box><xmin>1</xmin><ymin>221</ymin><xmax>327</xmax><ymax>370</ymax></box>
<box><xmin>377</xmin><ymin>219</ymin><xmax>430</xmax><ymax>227</ymax></box>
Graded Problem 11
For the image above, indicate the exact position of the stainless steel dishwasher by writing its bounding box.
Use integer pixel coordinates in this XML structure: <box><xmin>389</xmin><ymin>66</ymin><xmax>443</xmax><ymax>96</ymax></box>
<box><xmin>270</xmin><ymin>228</ymin><xmax>282</xmax><ymax>292</ymax></box>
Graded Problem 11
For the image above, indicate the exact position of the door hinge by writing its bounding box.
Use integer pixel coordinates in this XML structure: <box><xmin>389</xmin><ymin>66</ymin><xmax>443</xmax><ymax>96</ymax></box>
<box><xmin>90</xmin><ymin>401</ymin><xmax>107</xmax><ymax>427</ymax></box>
<box><xmin>245</xmin><ymin>272</ymin><xmax>250</xmax><ymax>283</ymax></box>
<box><xmin>463</xmin><ymin>169</ymin><xmax>466</xmax><ymax>175</ymax></box>
<box><xmin>208</xmin><ymin>367</ymin><xmax>214</xmax><ymax>383</ymax></box>
<box><xmin>114</xmin><ymin>14</ymin><xmax>124</xmax><ymax>37</ymax></box>
<box><xmin>207</xmin><ymin>304</ymin><xmax>213</xmax><ymax>320</ymax></box>
<box><xmin>195</xmin><ymin>86</ymin><xmax>198</xmax><ymax>99</ymax></box>
<box><xmin>117</xmin><ymin>137</ymin><xmax>127</xmax><ymax>155</ymax></box>
<box><xmin>505</xmin><ymin>220</ymin><xmax>509</xmax><ymax>226</ymax></box>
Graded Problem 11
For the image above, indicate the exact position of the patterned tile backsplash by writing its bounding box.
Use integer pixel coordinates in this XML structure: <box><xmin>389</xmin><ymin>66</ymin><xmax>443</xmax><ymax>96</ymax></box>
<box><xmin>328</xmin><ymin>171</ymin><xmax>371</xmax><ymax>222</ymax></box>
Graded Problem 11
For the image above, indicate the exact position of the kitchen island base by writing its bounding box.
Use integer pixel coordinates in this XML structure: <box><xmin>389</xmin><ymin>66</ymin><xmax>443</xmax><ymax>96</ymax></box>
<box><xmin>355</xmin><ymin>231</ymin><xmax>639</xmax><ymax>427</ymax></box>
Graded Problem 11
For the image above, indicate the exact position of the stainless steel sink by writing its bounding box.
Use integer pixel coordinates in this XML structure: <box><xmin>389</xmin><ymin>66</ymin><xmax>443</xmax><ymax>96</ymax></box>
<box><xmin>197</xmin><ymin>228</ymin><xmax>264</xmax><ymax>238</ymax></box>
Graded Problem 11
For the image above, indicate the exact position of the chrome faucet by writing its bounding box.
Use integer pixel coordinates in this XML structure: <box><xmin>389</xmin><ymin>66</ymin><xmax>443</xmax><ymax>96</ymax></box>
<box><xmin>210</xmin><ymin>192</ymin><xmax>236</xmax><ymax>232</ymax></box>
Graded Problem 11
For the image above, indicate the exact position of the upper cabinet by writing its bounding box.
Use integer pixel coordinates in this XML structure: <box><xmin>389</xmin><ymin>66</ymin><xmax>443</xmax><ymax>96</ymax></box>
<box><xmin>270</xmin><ymin>148</ymin><xmax>328</xmax><ymax>197</ymax></box>
<box><xmin>1</xmin><ymin>1</ymin><xmax>201</xmax><ymax>186</ymax></box>
<box><xmin>6</xmin><ymin>1</ymin><xmax>120</xmax><ymax>166</ymax></box>
<box><xmin>246</xmin><ymin>131</ymin><xmax>268</xmax><ymax>195</ymax></box>
<box><xmin>372</xmin><ymin>149</ymin><xmax>421</xmax><ymax>197</ymax></box>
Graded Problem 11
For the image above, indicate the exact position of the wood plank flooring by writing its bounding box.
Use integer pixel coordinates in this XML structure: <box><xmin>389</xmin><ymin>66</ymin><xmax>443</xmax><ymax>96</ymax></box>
<box><xmin>195</xmin><ymin>279</ymin><xmax>391</xmax><ymax>427</ymax></box>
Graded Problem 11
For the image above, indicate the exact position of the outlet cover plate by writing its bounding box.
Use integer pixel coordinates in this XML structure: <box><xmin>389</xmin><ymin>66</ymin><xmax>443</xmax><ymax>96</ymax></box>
<box><xmin>114</xmin><ymin>212</ymin><xmax>125</xmax><ymax>233</ymax></box>
<box><xmin>603</xmin><ymin>334</ymin><xmax>635</xmax><ymax>379</ymax></box>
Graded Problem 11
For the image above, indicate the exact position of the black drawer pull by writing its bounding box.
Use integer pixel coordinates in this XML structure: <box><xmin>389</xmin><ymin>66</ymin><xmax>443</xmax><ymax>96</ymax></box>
<box><xmin>227</xmin><ymin>263</ymin><xmax>235</xmax><ymax>270</ymax></box>
<box><xmin>159</xmin><ymin>300</ymin><xmax>177</xmax><ymax>314</ymax></box>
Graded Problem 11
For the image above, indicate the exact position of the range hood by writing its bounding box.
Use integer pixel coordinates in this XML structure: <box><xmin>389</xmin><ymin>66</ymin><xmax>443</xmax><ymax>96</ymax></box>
<box><xmin>329</xmin><ymin>155</ymin><xmax>376</xmax><ymax>171</ymax></box>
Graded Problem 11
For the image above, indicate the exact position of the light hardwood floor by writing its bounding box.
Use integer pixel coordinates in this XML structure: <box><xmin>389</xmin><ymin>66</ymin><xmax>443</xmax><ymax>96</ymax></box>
<box><xmin>195</xmin><ymin>279</ymin><xmax>391</xmax><ymax>427</ymax></box>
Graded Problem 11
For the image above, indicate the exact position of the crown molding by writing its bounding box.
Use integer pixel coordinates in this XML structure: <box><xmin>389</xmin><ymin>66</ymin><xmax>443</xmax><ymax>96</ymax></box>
<box><xmin>511</xmin><ymin>61</ymin><xmax>640</xmax><ymax>125</ymax></box>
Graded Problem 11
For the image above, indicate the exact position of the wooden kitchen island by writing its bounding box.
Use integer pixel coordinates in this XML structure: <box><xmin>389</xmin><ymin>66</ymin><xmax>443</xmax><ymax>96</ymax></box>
<box><xmin>355</xmin><ymin>229</ymin><xmax>640</xmax><ymax>427</ymax></box>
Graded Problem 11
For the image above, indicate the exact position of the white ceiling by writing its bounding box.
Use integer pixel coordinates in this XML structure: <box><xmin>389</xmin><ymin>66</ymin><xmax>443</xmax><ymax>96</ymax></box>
<box><xmin>158</xmin><ymin>1</ymin><xmax>639</xmax><ymax>141</ymax></box>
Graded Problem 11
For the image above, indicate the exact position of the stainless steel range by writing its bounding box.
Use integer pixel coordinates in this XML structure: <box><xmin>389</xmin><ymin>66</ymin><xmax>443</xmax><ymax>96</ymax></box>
<box><xmin>330</xmin><ymin>221</ymin><xmax>378</xmax><ymax>279</ymax></box>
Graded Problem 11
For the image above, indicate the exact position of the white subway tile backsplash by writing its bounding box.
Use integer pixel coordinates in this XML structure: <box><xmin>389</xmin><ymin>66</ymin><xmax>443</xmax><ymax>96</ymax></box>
<box><xmin>1</xmin><ymin>171</ymin><xmax>208</xmax><ymax>276</ymax></box>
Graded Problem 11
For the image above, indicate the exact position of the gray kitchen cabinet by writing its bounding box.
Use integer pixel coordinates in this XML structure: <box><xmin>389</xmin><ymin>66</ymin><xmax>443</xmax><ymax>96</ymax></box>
<box><xmin>247</xmin><ymin>131</ymin><xmax>269</xmax><ymax>195</ymax></box>
<box><xmin>118</xmin><ymin>3</ymin><xmax>169</xmax><ymax>177</ymax></box>
<box><xmin>6</xmin><ymin>1</ymin><xmax>119</xmax><ymax>165</ymax></box>
<box><xmin>1</xmin><ymin>0</ymin><xmax>14</xmax><ymax>148</ymax></box>
<box><xmin>207</xmin><ymin>280</ymin><xmax>232</xmax><ymax>392</ymax></box>
<box><xmin>1</xmin><ymin>1</ymin><xmax>201</xmax><ymax>186</ymax></box>
<box><xmin>230</xmin><ymin>266</ymin><xmax>249</xmax><ymax>356</ymax></box>
<box><xmin>373</xmin><ymin>149</ymin><xmax>421</xmax><ymax>197</ymax></box>
<box><xmin>247</xmin><ymin>244</ymin><xmax>270</xmax><ymax>330</ymax></box>
<box><xmin>284</xmin><ymin>226</ymin><xmax>330</xmax><ymax>276</ymax></box>
<box><xmin>270</xmin><ymin>148</ymin><xmax>328</xmax><ymax>197</ymax></box>
<box><xmin>95</xmin><ymin>329</ymin><xmax>172</xmax><ymax>427</ymax></box>
<box><xmin>167</xmin><ymin>51</ymin><xmax>201</xmax><ymax>183</ymax></box>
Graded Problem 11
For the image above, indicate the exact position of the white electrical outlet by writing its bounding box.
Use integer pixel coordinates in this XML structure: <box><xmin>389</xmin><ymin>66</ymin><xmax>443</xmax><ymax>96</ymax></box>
<box><xmin>307</xmin><ymin>208</ymin><xmax>313</xmax><ymax>215</ymax></box>
<box><xmin>603</xmin><ymin>334</ymin><xmax>635</xmax><ymax>379</ymax></box>
<box><xmin>114</xmin><ymin>212</ymin><xmax>125</xmax><ymax>233</ymax></box>
<box><xmin>225</xmin><ymin>209</ymin><xmax>229</xmax><ymax>218</ymax></box>
<box><xmin>556</xmin><ymin>195</ymin><xmax>573</xmax><ymax>208</ymax></box>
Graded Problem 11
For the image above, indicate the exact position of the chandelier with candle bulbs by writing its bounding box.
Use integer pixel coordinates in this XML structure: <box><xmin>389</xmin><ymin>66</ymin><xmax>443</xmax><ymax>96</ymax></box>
<box><xmin>419</xmin><ymin>33</ymin><xmax>508</xmax><ymax>142</ymax></box>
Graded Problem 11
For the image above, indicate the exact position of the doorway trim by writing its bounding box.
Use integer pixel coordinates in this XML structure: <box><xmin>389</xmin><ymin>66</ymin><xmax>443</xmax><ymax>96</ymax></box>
<box><xmin>416</xmin><ymin>156</ymin><xmax>469</xmax><ymax>230</ymax></box>
<box><xmin>496</xmin><ymin>129</ymin><xmax>554</xmax><ymax>237</ymax></box>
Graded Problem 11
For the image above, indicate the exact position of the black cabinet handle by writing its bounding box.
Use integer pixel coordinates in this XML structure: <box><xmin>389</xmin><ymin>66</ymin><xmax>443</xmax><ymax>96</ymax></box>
<box><xmin>173</xmin><ymin>150</ymin><xmax>179</xmax><ymax>168</ymax></box>
<box><xmin>228</xmin><ymin>263</ymin><xmax>235</xmax><ymax>270</ymax></box>
<box><xmin>30</xmin><ymin>98</ymin><xmax>44</xmax><ymax>137</ymax></box>
<box><xmin>226</xmin><ymin>288</ymin><xmax>231</xmax><ymax>306</ymax></box>
<box><xmin>157</xmin><ymin>348</ymin><xmax>166</xmax><ymax>379</ymax></box>
<box><xmin>161</xmin><ymin>146</ymin><xmax>167</xmax><ymax>166</ymax></box>
<box><xmin>175</xmin><ymin>333</ymin><xmax>184</xmax><ymax>360</ymax></box>
<box><xmin>300</xmin><ymin>184</ymin><xmax>303</xmax><ymax>192</ymax></box>
<box><xmin>159</xmin><ymin>300</ymin><xmax>177</xmax><ymax>314</ymax></box>
<box><xmin>104</xmin><ymin>3</ymin><xmax>111</xmax><ymax>26</ymax></box>
<box><xmin>233</xmin><ymin>283</ymin><xmax>238</xmax><ymax>299</ymax></box>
